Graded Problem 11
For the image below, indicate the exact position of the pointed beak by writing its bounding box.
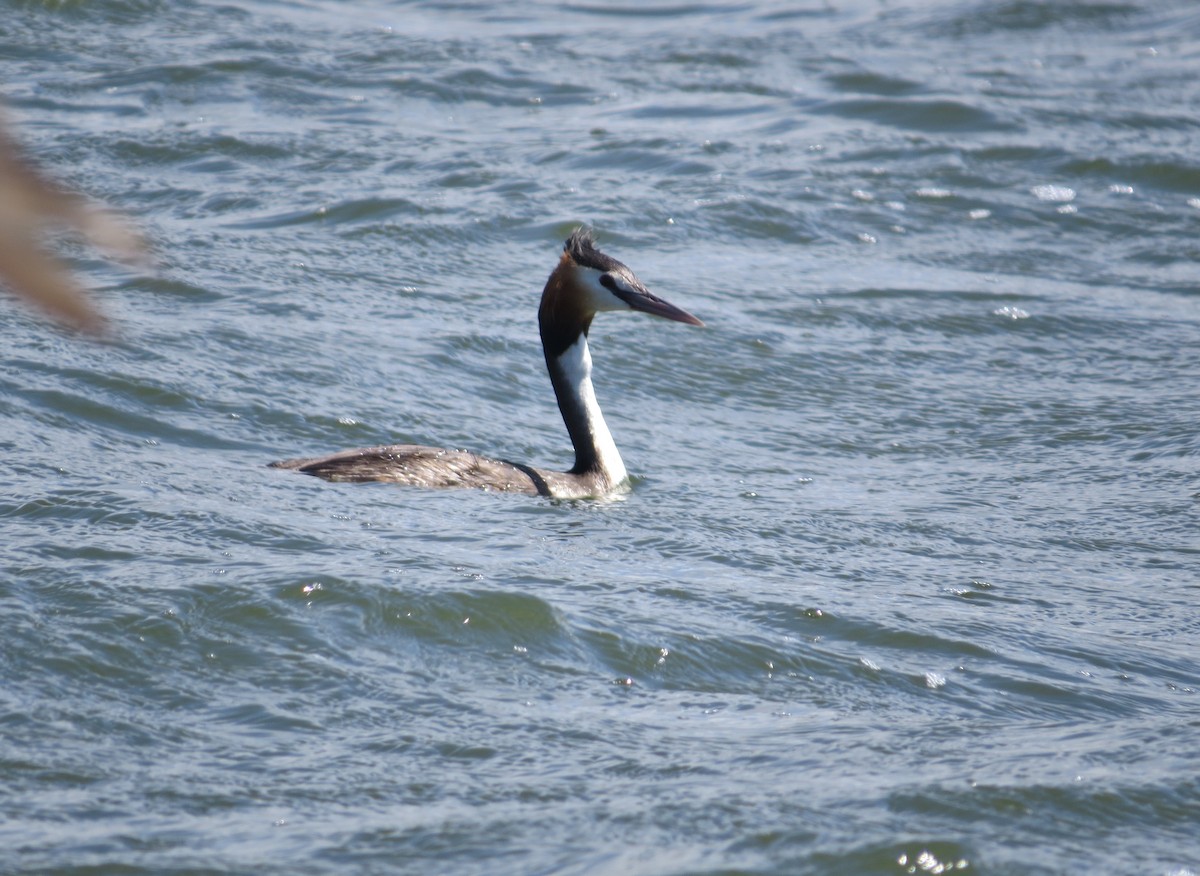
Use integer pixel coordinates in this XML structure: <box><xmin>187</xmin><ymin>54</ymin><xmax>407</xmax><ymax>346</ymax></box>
<box><xmin>615</xmin><ymin>285</ymin><xmax>705</xmax><ymax>327</ymax></box>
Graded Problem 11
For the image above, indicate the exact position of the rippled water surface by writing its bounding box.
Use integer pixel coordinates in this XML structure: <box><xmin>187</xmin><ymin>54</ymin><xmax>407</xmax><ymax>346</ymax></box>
<box><xmin>2</xmin><ymin>1</ymin><xmax>1199</xmax><ymax>873</ymax></box>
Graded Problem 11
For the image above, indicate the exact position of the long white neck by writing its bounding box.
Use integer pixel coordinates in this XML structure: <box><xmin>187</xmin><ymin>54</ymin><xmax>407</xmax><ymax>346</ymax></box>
<box><xmin>547</xmin><ymin>334</ymin><xmax>627</xmax><ymax>488</ymax></box>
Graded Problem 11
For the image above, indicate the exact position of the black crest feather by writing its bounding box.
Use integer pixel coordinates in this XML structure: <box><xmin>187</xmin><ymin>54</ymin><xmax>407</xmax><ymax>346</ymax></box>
<box><xmin>564</xmin><ymin>227</ymin><xmax>624</xmax><ymax>273</ymax></box>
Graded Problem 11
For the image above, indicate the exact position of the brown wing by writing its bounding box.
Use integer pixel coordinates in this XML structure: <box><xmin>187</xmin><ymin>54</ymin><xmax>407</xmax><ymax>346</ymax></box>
<box><xmin>269</xmin><ymin>444</ymin><xmax>548</xmax><ymax>495</ymax></box>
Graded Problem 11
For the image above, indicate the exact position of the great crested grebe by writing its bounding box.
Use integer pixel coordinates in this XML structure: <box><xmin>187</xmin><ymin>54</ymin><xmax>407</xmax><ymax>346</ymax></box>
<box><xmin>270</xmin><ymin>228</ymin><xmax>703</xmax><ymax>498</ymax></box>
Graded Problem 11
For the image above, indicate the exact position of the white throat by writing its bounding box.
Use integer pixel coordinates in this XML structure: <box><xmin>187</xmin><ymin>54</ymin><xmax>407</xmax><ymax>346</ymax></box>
<box><xmin>558</xmin><ymin>334</ymin><xmax>627</xmax><ymax>487</ymax></box>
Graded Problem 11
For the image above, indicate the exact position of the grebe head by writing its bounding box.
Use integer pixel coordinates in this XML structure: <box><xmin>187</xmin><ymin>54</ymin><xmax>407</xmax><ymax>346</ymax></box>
<box><xmin>540</xmin><ymin>228</ymin><xmax>705</xmax><ymax>342</ymax></box>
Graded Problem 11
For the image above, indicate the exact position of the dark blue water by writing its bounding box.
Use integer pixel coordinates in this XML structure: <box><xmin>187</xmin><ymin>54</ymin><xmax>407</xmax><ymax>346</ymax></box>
<box><xmin>2</xmin><ymin>1</ymin><xmax>1198</xmax><ymax>873</ymax></box>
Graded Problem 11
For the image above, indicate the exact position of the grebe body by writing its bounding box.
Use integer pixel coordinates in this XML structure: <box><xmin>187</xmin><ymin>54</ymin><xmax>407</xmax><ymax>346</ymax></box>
<box><xmin>270</xmin><ymin>228</ymin><xmax>702</xmax><ymax>498</ymax></box>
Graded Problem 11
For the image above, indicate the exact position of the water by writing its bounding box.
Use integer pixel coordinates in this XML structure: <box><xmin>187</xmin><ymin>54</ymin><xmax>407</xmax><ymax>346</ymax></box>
<box><xmin>2</xmin><ymin>0</ymin><xmax>1199</xmax><ymax>873</ymax></box>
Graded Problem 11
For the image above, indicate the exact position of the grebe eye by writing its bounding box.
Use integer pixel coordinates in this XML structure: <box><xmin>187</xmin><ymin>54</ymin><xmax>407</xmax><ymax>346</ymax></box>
<box><xmin>599</xmin><ymin>274</ymin><xmax>617</xmax><ymax>291</ymax></box>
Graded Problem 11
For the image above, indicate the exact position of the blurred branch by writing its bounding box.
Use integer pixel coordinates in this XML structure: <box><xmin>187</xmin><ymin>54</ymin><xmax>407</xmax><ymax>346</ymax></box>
<box><xmin>0</xmin><ymin>111</ymin><xmax>149</xmax><ymax>335</ymax></box>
